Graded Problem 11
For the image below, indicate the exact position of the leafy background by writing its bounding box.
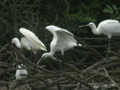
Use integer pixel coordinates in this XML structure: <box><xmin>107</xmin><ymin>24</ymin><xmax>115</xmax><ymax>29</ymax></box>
<box><xmin>0</xmin><ymin>0</ymin><xmax>120</xmax><ymax>90</ymax></box>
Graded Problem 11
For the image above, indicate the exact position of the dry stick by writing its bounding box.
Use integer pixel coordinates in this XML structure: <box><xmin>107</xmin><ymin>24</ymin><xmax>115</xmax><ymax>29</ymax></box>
<box><xmin>104</xmin><ymin>60</ymin><xmax>120</xmax><ymax>69</ymax></box>
<box><xmin>13</xmin><ymin>49</ymin><xmax>60</xmax><ymax>87</ymax></box>
<box><xmin>37</xmin><ymin>55</ymin><xmax>60</xmax><ymax>65</ymax></box>
<box><xmin>103</xmin><ymin>67</ymin><xmax>120</xmax><ymax>90</ymax></box>
<box><xmin>37</xmin><ymin>55</ymin><xmax>94</xmax><ymax>89</ymax></box>
<box><xmin>0</xmin><ymin>81</ymin><xmax>8</xmax><ymax>87</ymax></box>
<box><xmin>111</xmin><ymin>51</ymin><xmax>120</xmax><ymax>57</ymax></box>
<box><xmin>82</xmin><ymin>51</ymin><xmax>120</xmax><ymax>75</ymax></box>
<box><xmin>26</xmin><ymin>84</ymin><xmax>32</xmax><ymax>90</ymax></box>
<box><xmin>29</xmin><ymin>70</ymin><xmax>91</xmax><ymax>89</ymax></box>
<box><xmin>74</xmin><ymin>82</ymin><xmax>81</xmax><ymax>90</ymax></box>
<box><xmin>38</xmin><ymin>55</ymin><xmax>82</xmax><ymax>74</ymax></box>
<box><xmin>80</xmin><ymin>40</ymin><xmax>104</xmax><ymax>59</ymax></box>
<box><xmin>61</xmin><ymin>84</ymin><xmax>77</xmax><ymax>88</ymax></box>
<box><xmin>85</xmin><ymin>56</ymin><xmax>120</xmax><ymax>80</ymax></box>
<box><xmin>15</xmin><ymin>49</ymin><xmax>56</xmax><ymax>74</ymax></box>
<box><xmin>8</xmin><ymin>76</ymin><xmax>49</xmax><ymax>90</ymax></box>
<box><xmin>37</xmin><ymin>77</ymin><xmax>67</xmax><ymax>88</ymax></box>
<box><xmin>8</xmin><ymin>80</ymin><xmax>30</xmax><ymax>90</ymax></box>
<box><xmin>63</xmin><ymin>63</ymin><xmax>81</xmax><ymax>73</ymax></box>
<box><xmin>56</xmin><ymin>83</ymin><xmax>62</xmax><ymax>90</ymax></box>
<box><xmin>82</xmin><ymin>58</ymin><xmax>106</xmax><ymax>73</ymax></box>
<box><xmin>0</xmin><ymin>43</ymin><xmax>9</xmax><ymax>53</ymax></box>
<box><xmin>56</xmin><ymin>57</ymin><xmax>81</xmax><ymax>73</ymax></box>
<box><xmin>78</xmin><ymin>43</ymin><xmax>106</xmax><ymax>73</ymax></box>
<box><xmin>35</xmin><ymin>72</ymin><xmax>94</xmax><ymax>90</ymax></box>
<box><xmin>82</xmin><ymin>57</ymin><xmax>117</xmax><ymax>73</ymax></box>
<box><xmin>9</xmin><ymin>78</ymin><xmax>58</xmax><ymax>90</ymax></box>
<box><xmin>86</xmin><ymin>46</ymin><xmax>104</xmax><ymax>58</ymax></box>
<box><xmin>0</xmin><ymin>61</ymin><xmax>10</xmax><ymax>67</ymax></box>
<box><xmin>47</xmin><ymin>77</ymin><xmax>66</xmax><ymax>85</ymax></box>
<box><xmin>62</xmin><ymin>73</ymin><xmax>95</xmax><ymax>90</ymax></box>
<box><xmin>37</xmin><ymin>42</ymin><xmax>103</xmax><ymax>73</ymax></box>
<box><xmin>89</xmin><ymin>83</ymin><xmax>116</xmax><ymax>89</ymax></box>
<box><xmin>25</xmin><ymin>74</ymin><xmax>68</xmax><ymax>89</ymax></box>
<box><xmin>85</xmin><ymin>68</ymin><xmax>120</xmax><ymax>89</ymax></box>
<box><xmin>86</xmin><ymin>71</ymin><xmax>106</xmax><ymax>81</ymax></box>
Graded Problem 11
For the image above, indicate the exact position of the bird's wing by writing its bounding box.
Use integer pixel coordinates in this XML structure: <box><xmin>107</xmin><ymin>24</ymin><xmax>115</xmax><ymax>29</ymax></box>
<box><xmin>21</xmin><ymin>37</ymin><xmax>31</xmax><ymax>50</ymax></box>
<box><xmin>19</xmin><ymin>28</ymin><xmax>47</xmax><ymax>51</ymax></box>
<box><xmin>102</xmin><ymin>22</ymin><xmax>120</xmax><ymax>33</ymax></box>
<box><xmin>99</xmin><ymin>19</ymin><xmax>119</xmax><ymax>26</ymax></box>
<box><xmin>46</xmin><ymin>25</ymin><xmax>77</xmax><ymax>55</ymax></box>
<box><xmin>98</xmin><ymin>19</ymin><xmax>119</xmax><ymax>33</ymax></box>
<box><xmin>55</xmin><ymin>29</ymin><xmax>77</xmax><ymax>47</ymax></box>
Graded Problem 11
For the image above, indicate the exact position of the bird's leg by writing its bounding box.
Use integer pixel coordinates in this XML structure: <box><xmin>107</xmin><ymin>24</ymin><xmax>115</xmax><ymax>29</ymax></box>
<box><xmin>105</xmin><ymin>38</ymin><xmax>111</xmax><ymax>60</ymax></box>
<box><xmin>61</xmin><ymin>49</ymin><xmax>64</xmax><ymax>56</ymax></box>
<box><xmin>37</xmin><ymin>58</ymin><xmax>42</xmax><ymax>65</ymax></box>
<box><xmin>60</xmin><ymin>50</ymin><xmax>65</xmax><ymax>71</ymax></box>
<box><xmin>107</xmin><ymin>38</ymin><xmax>111</xmax><ymax>53</ymax></box>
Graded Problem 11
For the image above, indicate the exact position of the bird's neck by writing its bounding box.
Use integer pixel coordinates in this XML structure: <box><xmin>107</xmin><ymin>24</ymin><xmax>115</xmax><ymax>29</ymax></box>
<box><xmin>49</xmin><ymin>51</ymin><xmax>55</xmax><ymax>56</ymax></box>
<box><xmin>90</xmin><ymin>24</ymin><xmax>100</xmax><ymax>35</ymax></box>
<box><xmin>43</xmin><ymin>51</ymin><xmax>54</xmax><ymax>57</ymax></box>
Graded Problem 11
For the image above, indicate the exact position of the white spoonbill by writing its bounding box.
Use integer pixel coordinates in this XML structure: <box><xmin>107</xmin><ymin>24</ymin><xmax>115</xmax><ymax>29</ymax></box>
<box><xmin>15</xmin><ymin>64</ymin><xmax>28</xmax><ymax>80</ymax></box>
<box><xmin>79</xmin><ymin>19</ymin><xmax>120</xmax><ymax>52</ymax></box>
<box><xmin>12</xmin><ymin>27</ymin><xmax>47</xmax><ymax>53</ymax></box>
<box><xmin>41</xmin><ymin>25</ymin><xmax>82</xmax><ymax>59</ymax></box>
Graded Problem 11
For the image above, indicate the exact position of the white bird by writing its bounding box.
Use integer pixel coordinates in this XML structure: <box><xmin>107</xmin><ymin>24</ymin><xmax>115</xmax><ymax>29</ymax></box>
<box><xmin>12</xmin><ymin>37</ymin><xmax>21</xmax><ymax>48</ymax></box>
<box><xmin>41</xmin><ymin>25</ymin><xmax>82</xmax><ymax>59</ymax></box>
<box><xmin>15</xmin><ymin>64</ymin><xmax>28</xmax><ymax>80</ymax></box>
<box><xmin>79</xmin><ymin>19</ymin><xmax>120</xmax><ymax>52</ymax></box>
<box><xmin>12</xmin><ymin>27</ymin><xmax>47</xmax><ymax>53</ymax></box>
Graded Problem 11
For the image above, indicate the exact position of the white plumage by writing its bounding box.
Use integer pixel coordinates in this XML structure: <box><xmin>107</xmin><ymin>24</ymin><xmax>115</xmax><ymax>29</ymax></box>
<box><xmin>79</xmin><ymin>19</ymin><xmax>120</xmax><ymax>52</ymax></box>
<box><xmin>15</xmin><ymin>64</ymin><xmax>28</xmax><ymax>80</ymax></box>
<box><xmin>12</xmin><ymin>37</ymin><xmax>21</xmax><ymax>48</ymax></box>
<box><xmin>19</xmin><ymin>28</ymin><xmax>47</xmax><ymax>51</ymax></box>
<box><xmin>42</xmin><ymin>25</ymin><xmax>82</xmax><ymax>58</ymax></box>
<box><xmin>12</xmin><ymin>27</ymin><xmax>47</xmax><ymax>53</ymax></box>
<box><xmin>87</xmin><ymin>19</ymin><xmax>120</xmax><ymax>38</ymax></box>
<box><xmin>20</xmin><ymin>37</ymin><xmax>31</xmax><ymax>50</ymax></box>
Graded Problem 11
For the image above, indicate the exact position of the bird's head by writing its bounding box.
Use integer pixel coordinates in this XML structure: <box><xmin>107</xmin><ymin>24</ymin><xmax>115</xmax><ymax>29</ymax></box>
<box><xmin>19</xmin><ymin>27</ymin><xmax>28</xmax><ymax>34</ymax></box>
<box><xmin>87</xmin><ymin>22</ymin><xmax>95</xmax><ymax>28</ymax></box>
<box><xmin>79</xmin><ymin>22</ymin><xmax>98</xmax><ymax>35</ymax></box>
<box><xmin>41</xmin><ymin>52</ymin><xmax>53</xmax><ymax>58</ymax></box>
<box><xmin>17</xmin><ymin>65</ymin><xmax>22</xmax><ymax>69</ymax></box>
<box><xmin>11</xmin><ymin>37</ymin><xmax>21</xmax><ymax>48</ymax></box>
<box><xmin>19</xmin><ymin>27</ymin><xmax>29</xmax><ymax>38</ymax></box>
<box><xmin>79</xmin><ymin>22</ymin><xmax>95</xmax><ymax>28</ymax></box>
<box><xmin>45</xmin><ymin>25</ymin><xmax>61</xmax><ymax>31</ymax></box>
<box><xmin>17</xmin><ymin>64</ymin><xmax>26</xmax><ymax>69</ymax></box>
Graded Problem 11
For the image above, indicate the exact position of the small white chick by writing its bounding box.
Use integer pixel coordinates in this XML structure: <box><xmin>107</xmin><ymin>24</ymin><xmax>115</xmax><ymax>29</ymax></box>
<box><xmin>15</xmin><ymin>64</ymin><xmax>28</xmax><ymax>80</ymax></box>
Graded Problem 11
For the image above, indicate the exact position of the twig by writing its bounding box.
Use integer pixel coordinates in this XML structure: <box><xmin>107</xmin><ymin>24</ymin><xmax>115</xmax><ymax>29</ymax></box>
<box><xmin>0</xmin><ymin>43</ymin><xmax>9</xmax><ymax>53</ymax></box>
<box><xmin>103</xmin><ymin>67</ymin><xmax>120</xmax><ymax>90</ymax></box>
<box><xmin>82</xmin><ymin>57</ymin><xmax>116</xmax><ymax>73</ymax></box>
<box><xmin>62</xmin><ymin>73</ymin><xmax>95</xmax><ymax>90</ymax></box>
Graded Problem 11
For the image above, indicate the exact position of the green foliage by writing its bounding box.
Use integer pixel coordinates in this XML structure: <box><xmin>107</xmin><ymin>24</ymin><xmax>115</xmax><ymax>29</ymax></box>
<box><xmin>0</xmin><ymin>0</ymin><xmax>120</xmax><ymax>90</ymax></box>
<box><xmin>103</xmin><ymin>4</ymin><xmax>120</xmax><ymax>19</ymax></box>
<box><xmin>69</xmin><ymin>11</ymin><xmax>96</xmax><ymax>23</ymax></box>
